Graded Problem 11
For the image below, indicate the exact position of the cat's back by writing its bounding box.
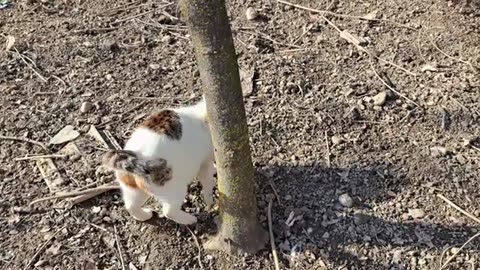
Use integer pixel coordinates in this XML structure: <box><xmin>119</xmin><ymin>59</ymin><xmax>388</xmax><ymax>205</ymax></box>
<box><xmin>125</xmin><ymin>106</ymin><xmax>211</xmax><ymax>162</ymax></box>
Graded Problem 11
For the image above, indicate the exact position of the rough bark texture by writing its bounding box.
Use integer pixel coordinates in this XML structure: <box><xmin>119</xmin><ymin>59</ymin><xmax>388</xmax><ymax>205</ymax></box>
<box><xmin>180</xmin><ymin>0</ymin><xmax>268</xmax><ymax>254</ymax></box>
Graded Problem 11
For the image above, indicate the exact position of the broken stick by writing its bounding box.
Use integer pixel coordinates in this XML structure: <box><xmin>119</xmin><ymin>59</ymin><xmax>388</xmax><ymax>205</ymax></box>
<box><xmin>29</xmin><ymin>184</ymin><xmax>119</xmax><ymax>206</ymax></box>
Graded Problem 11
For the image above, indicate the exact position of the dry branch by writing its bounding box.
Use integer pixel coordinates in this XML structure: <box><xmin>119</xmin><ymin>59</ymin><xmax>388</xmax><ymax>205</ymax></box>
<box><xmin>29</xmin><ymin>185</ymin><xmax>119</xmax><ymax>206</ymax></box>
<box><xmin>268</xmin><ymin>199</ymin><xmax>281</xmax><ymax>270</ymax></box>
<box><xmin>440</xmin><ymin>232</ymin><xmax>480</xmax><ymax>269</ymax></box>
<box><xmin>275</xmin><ymin>0</ymin><xmax>417</xmax><ymax>30</ymax></box>
<box><xmin>187</xmin><ymin>226</ymin><xmax>204</xmax><ymax>269</ymax></box>
<box><xmin>23</xmin><ymin>226</ymin><xmax>65</xmax><ymax>270</ymax></box>
<box><xmin>437</xmin><ymin>194</ymin><xmax>480</xmax><ymax>224</ymax></box>
<box><xmin>369</xmin><ymin>60</ymin><xmax>420</xmax><ymax>106</ymax></box>
<box><xmin>0</xmin><ymin>135</ymin><xmax>48</xmax><ymax>151</ymax></box>
<box><xmin>114</xmin><ymin>225</ymin><xmax>126</xmax><ymax>270</ymax></box>
<box><xmin>15</xmin><ymin>154</ymin><xmax>66</xmax><ymax>161</ymax></box>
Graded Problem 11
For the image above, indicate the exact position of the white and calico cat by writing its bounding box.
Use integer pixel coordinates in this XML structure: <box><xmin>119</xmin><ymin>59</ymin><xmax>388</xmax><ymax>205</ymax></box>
<box><xmin>102</xmin><ymin>97</ymin><xmax>216</xmax><ymax>225</ymax></box>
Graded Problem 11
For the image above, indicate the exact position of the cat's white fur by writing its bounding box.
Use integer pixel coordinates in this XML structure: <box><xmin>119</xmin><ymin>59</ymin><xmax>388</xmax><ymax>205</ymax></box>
<box><xmin>116</xmin><ymin>99</ymin><xmax>215</xmax><ymax>224</ymax></box>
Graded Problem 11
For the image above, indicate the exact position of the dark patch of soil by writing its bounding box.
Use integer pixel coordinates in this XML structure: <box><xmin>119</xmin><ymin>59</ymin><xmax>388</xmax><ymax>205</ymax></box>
<box><xmin>1</xmin><ymin>0</ymin><xmax>480</xmax><ymax>269</ymax></box>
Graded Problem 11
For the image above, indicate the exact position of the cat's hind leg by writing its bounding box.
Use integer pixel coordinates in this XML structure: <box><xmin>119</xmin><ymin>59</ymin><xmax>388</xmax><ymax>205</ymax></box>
<box><xmin>196</xmin><ymin>155</ymin><xmax>216</xmax><ymax>207</ymax></box>
<box><xmin>162</xmin><ymin>200</ymin><xmax>197</xmax><ymax>225</ymax></box>
<box><xmin>119</xmin><ymin>181</ymin><xmax>153</xmax><ymax>221</ymax></box>
<box><xmin>156</xmin><ymin>184</ymin><xmax>197</xmax><ymax>225</ymax></box>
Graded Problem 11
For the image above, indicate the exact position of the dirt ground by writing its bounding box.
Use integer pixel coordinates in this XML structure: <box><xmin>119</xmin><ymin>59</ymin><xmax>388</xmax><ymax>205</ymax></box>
<box><xmin>1</xmin><ymin>0</ymin><xmax>480</xmax><ymax>269</ymax></box>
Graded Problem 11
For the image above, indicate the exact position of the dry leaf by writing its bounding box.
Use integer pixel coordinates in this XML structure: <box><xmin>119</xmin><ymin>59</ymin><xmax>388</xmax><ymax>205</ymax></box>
<box><xmin>4</xmin><ymin>35</ymin><xmax>15</xmax><ymax>51</ymax></box>
<box><xmin>49</xmin><ymin>125</ymin><xmax>80</xmax><ymax>145</ymax></box>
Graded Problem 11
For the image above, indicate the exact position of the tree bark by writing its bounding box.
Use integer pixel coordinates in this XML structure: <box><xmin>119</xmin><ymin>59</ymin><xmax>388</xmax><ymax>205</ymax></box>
<box><xmin>180</xmin><ymin>0</ymin><xmax>268</xmax><ymax>254</ymax></box>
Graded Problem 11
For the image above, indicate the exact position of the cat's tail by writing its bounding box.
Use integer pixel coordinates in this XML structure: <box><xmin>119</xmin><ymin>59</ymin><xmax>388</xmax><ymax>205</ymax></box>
<box><xmin>102</xmin><ymin>150</ymin><xmax>172</xmax><ymax>183</ymax></box>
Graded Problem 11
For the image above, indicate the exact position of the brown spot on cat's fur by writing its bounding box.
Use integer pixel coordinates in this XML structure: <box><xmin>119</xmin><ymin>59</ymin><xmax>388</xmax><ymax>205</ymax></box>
<box><xmin>141</xmin><ymin>110</ymin><xmax>182</xmax><ymax>140</ymax></box>
<box><xmin>103</xmin><ymin>149</ymin><xmax>173</xmax><ymax>187</ymax></box>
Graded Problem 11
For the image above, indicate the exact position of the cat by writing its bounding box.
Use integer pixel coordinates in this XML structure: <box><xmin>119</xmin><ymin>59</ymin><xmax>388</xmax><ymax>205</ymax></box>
<box><xmin>102</xmin><ymin>97</ymin><xmax>216</xmax><ymax>225</ymax></box>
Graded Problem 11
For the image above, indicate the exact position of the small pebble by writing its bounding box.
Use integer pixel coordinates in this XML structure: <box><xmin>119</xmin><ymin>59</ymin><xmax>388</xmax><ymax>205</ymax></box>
<box><xmin>331</xmin><ymin>135</ymin><xmax>343</xmax><ymax>145</ymax></box>
<box><xmin>392</xmin><ymin>250</ymin><xmax>402</xmax><ymax>263</ymax></box>
<box><xmin>102</xmin><ymin>39</ymin><xmax>119</xmax><ymax>51</ymax></box>
<box><xmin>372</xmin><ymin>92</ymin><xmax>388</xmax><ymax>106</ymax></box>
<box><xmin>353</xmin><ymin>212</ymin><xmax>370</xmax><ymax>225</ymax></box>
<box><xmin>430</xmin><ymin>146</ymin><xmax>448</xmax><ymax>157</ymax></box>
<box><xmin>339</xmin><ymin>193</ymin><xmax>354</xmax><ymax>208</ymax></box>
<box><xmin>245</xmin><ymin>7</ymin><xmax>258</xmax><ymax>20</ymax></box>
<box><xmin>149</xmin><ymin>64</ymin><xmax>161</xmax><ymax>70</ymax></box>
<box><xmin>161</xmin><ymin>35</ymin><xmax>172</xmax><ymax>44</ymax></box>
<box><xmin>408</xmin><ymin>208</ymin><xmax>425</xmax><ymax>219</ymax></box>
<box><xmin>80</xmin><ymin>101</ymin><xmax>92</xmax><ymax>113</ymax></box>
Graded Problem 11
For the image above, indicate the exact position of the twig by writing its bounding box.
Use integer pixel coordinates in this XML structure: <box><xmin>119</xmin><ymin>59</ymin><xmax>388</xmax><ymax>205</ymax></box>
<box><xmin>113</xmin><ymin>225</ymin><xmax>126</xmax><ymax>270</ymax></box>
<box><xmin>268</xmin><ymin>180</ymin><xmax>281</xmax><ymax>205</ymax></box>
<box><xmin>104</xmin><ymin>0</ymin><xmax>143</xmax><ymax>12</ymax></box>
<box><xmin>239</xmin><ymin>29</ymin><xmax>300</xmax><ymax>49</ymax></box>
<box><xmin>318</xmin><ymin>14</ymin><xmax>417</xmax><ymax>76</ymax></box>
<box><xmin>112</xmin><ymin>2</ymin><xmax>174</xmax><ymax>25</ymax></box>
<box><xmin>186</xmin><ymin>226</ymin><xmax>204</xmax><ymax>269</ymax></box>
<box><xmin>441</xmin><ymin>232</ymin><xmax>480</xmax><ymax>269</ymax></box>
<box><xmin>15</xmin><ymin>154</ymin><xmax>66</xmax><ymax>161</ymax></box>
<box><xmin>428</xmin><ymin>34</ymin><xmax>473</xmax><ymax>68</ymax></box>
<box><xmin>369</xmin><ymin>60</ymin><xmax>420</xmax><ymax>106</ymax></box>
<box><xmin>97</xmin><ymin>101</ymin><xmax>147</xmax><ymax>128</ymax></box>
<box><xmin>29</xmin><ymin>185</ymin><xmax>119</xmax><ymax>206</ymax></box>
<box><xmin>51</xmin><ymin>75</ymin><xmax>67</xmax><ymax>90</ymax></box>
<box><xmin>437</xmin><ymin>194</ymin><xmax>480</xmax><ymax>224</ymax></box>
<box><xmin>324</xmin><ymin>131</ymin><xmax>331</xmax><ymax>168</ymax></box>
<box><xmin>267</xmin><ymin>199</ymin><xmax>281</xmax><ymax>270</ymax></box>
<box><xmin>23</xmin><ymin>226</ymin><xmax>65</xmax><ymax>270</ymax></box>
<box><xmin>136</xmin><ymin>19</ymin><xmax>188</xmax><ymax>31</ymax></box>
<box><xmin>13</xmin><ymin>48</ymin><xmax>48</xmax><ymax>83</ymax></box>
<box><xmin>292</xmin><ymin>19</ymin><xmax>320</xmax><ymax>45</ymax></box>
<box><xmin>0</xmin><ymin>135</ymin><xmax>48</xmax><ymax>151</ymax></box>
<box><xmin>103</xmin><ymin>130</ymin><xmax>122</xmax><ymax>150</ymax></box>
<box><xmin>72</xmin><ymin>27</ymin><xmax>119</xmax><ymax>34</ymax></box>
<box><xmin>70</xmin><ymin>186</ymin><xmax>117</xmax><ymax>205</ymax></box>
<box><xmin>275</xmin><ymin>0</ymin><xmax>417</xmax><ymax>30</ymax></box>
<box><xmin>89</xmin><ymin>223</ymin><xmax>110</xmax><ymax>233</ymax></box>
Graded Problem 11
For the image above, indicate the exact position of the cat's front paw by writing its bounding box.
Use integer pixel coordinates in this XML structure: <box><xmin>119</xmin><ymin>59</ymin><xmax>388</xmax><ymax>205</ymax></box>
<box><xmin>131</xmin><ymin>208</ymin><xmax>153</xmax><ymax>222</ymax></box>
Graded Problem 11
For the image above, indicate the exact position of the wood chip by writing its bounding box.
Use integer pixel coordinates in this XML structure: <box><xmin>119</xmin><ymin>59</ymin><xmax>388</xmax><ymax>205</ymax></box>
<box><xmin>240</xmin><ymin>68</ymin><xmax>255</xmax><ymax>97</ymax></box>
<box><xmin>103</xmin><ymin>130</ymin><xmax>122</xmax><ymax>150</ymax></box>
<box><xmin>36</xmin><ymin>158</ymin><xmax>64</xmax><ymax>192</ymax></box>
<box><xmin>4</xmin><ymin>35</ymin><xmax>15</xmax><ymax>51</ymax></box>
<box><xmin>87</xmin><ymin>125</ymin><xmax>110</xmax><ymax>148</ymax></box>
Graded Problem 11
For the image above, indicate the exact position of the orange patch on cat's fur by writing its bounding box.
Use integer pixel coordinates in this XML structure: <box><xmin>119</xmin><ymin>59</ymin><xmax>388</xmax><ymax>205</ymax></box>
<box><xmin>117</xmin><ymin>171</ymin><xmax>147</xmax><ymax>191</ymax></box>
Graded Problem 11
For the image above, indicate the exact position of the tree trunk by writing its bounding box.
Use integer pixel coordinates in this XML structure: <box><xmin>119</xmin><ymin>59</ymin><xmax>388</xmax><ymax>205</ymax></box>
<box><xmin>180</xmin><ymin>0</ymin><xmax>268</xmax><ymax>254</ymax></box>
